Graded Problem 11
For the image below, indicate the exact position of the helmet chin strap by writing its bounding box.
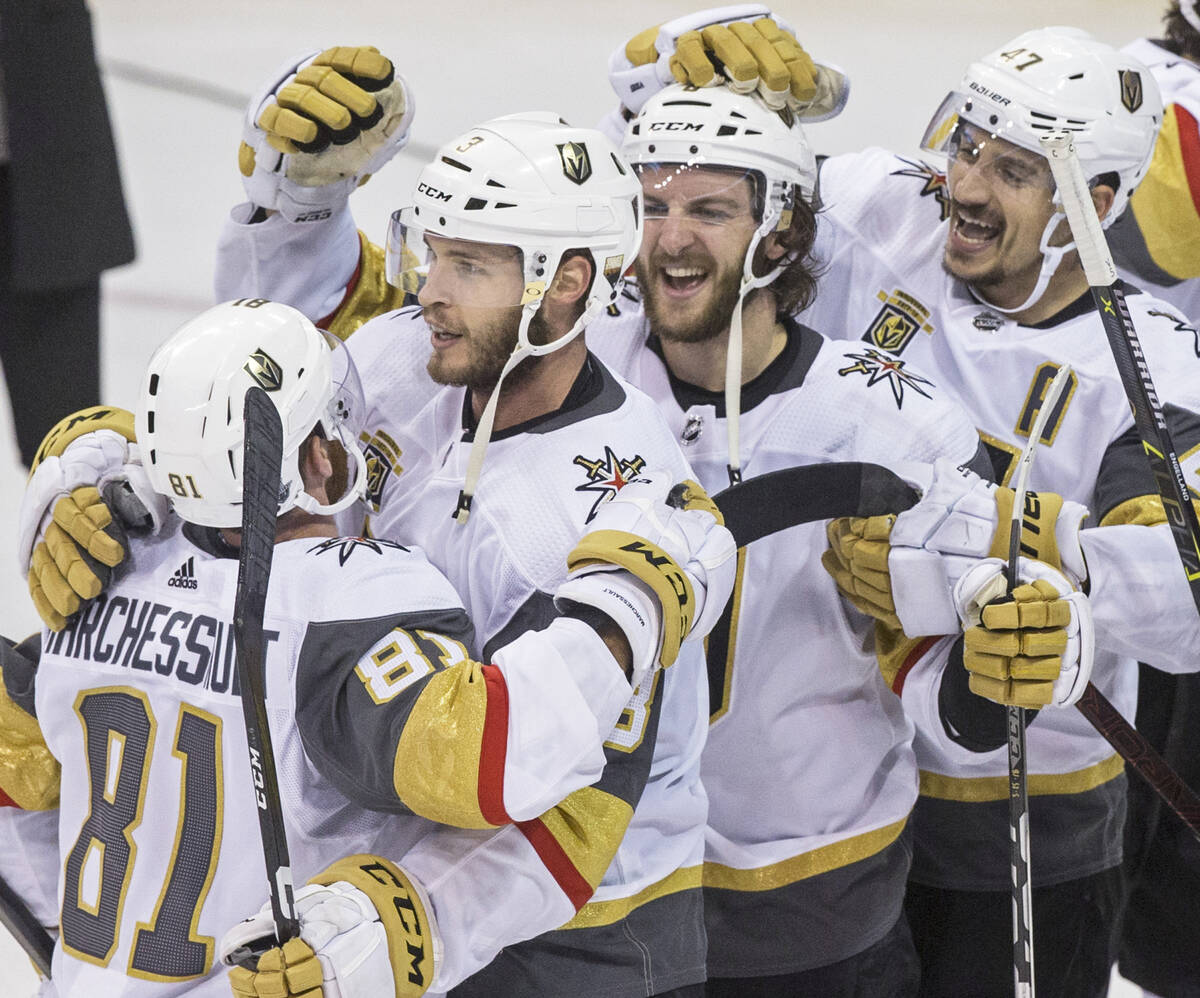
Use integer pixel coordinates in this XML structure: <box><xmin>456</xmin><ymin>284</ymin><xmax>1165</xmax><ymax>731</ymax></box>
<box><xmin>453</xmin><ymin>293</ymin><xmax>601</xmax><ymax>524</ymax></box>
<box><xmin>292</xmin><ymin>435</ymin><xmax>369</xmax><ymax>518</ymax></box>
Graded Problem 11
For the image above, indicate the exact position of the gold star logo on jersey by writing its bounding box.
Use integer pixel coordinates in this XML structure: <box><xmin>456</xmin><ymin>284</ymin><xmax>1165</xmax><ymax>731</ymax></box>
<box><xmin>1119</xmin><ymin>69</ymin><xmax>1143</xmax><ymax>113</ymax></box>
<box><xmin>838</xmin><ymin>348</ymin><xmax>935</xmax><ymax>409</ymax></box>
<box><xmin>574</xmin><ymin>446</ymin><xmax>646</xmax><ymax>521</ymax></box>
<box><xmin>863</xmin><ymin>289</ymin><xmax>935</xmax><ymax>354</ymax></box>
<box><xmin>558</xmin><ymin>142</ymin><xmax>592</xmax><ymax>185</ymax></box>
<box><xmin>244</xmin><ymin>348</ymin><xmax>283</xmax><ymax>392</ymax></box>
<box><xmin>890</xmin><ymin>157</ymin><xmax>951</xmax><ymax>221</ymax></box>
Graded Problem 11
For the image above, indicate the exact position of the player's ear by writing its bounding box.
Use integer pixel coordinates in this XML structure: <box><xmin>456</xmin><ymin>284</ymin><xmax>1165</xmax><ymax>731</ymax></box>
<box><xmin>762</xmin><ymin>230</ymin><xmax>789</xmax><ymax>263</ymax></box>
<box><xmin>546</xmin><ymin>252</ymin><xmax>593</xmax><ymax>306</ymax></box>
<box><xmin>299</xmin><ymin>433</ymin><xmax>334</xmax><ymax>495</ymax></box>
<box><xmin>1090</xmin><ymin>182</ymin><xmax>1116</xmax><ymax>224</ymax></box>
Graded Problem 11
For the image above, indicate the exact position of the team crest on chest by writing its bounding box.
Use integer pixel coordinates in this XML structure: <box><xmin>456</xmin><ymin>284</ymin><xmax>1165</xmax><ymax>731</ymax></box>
<box><xmin>889</xmin><ymin>157</ymin><xmax>951</xmax><ymax>221</ymax></box>
<box><xmin>573</xmin><ymin>446</ymin><xmax>647</xmax><ymax>521</ymax></box>
<box><xmin>359</xmin><ymin>428</ymin><xmax>404</xmax><ymax>512</ymax></box>
<box><xmin>862</xmin><ymin>289</ymin><xmax>934</xmax><ymax>354</ymax></box>
<box><xmin>838</xmin><ymin>348</ymin><xmax>935</xmax><ymax>408</ymax></box>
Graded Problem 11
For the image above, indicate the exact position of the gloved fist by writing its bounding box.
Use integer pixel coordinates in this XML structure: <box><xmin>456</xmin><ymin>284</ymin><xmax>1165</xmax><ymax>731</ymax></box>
<box><xmin>20</xmin><ymin>409</ymin><xmax>169</xmax><ymax>631</ymax></box>
<box><xmin>955</xmin><ymin>559</ymin><xmax>1094</xmax><ymax>709</ymax></box>
<box><xmin>557</xmin><ymin>473</ymin><xmax>736</xmax><ymax>688</ymax></box>
<box><xmin>239</xmin><ymin>46</ymin><xmax>414</xmax><ymax>222</ymax></box>
<box><xmin>610</xmin><ymin>5</ymin><xmax>848</xmax><ymax>118</ymax></box>
<box><xmin>221</xmin><ymin>855</ymin><xmax>438</xmax><ymax>998</ymax></box>
<box><xmin>823</xmin><ymin>458</ymin><xmax>1089</xmax><ymax>637</ymax></box>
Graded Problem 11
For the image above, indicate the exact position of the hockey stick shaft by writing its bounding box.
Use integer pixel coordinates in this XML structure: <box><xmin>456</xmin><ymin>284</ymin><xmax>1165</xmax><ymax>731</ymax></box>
<box><xmin>1001</xmin><ymin>363</ymin><xmax>1071</xmax><ymax>998</ymax></box>
<box><xmin>0</xmin><ymin>873</ymin><xmax>53</xmax><ymax>977</ymax></box>
<box><xmin>1040</xmin><ymin>132</ymin><xmax>1200</xmax><ymax>842</ymax></box>
<box><xmin>234</xmin><ymin>387</ymin><xmax>300</xmax><ymax>944</ymax></box>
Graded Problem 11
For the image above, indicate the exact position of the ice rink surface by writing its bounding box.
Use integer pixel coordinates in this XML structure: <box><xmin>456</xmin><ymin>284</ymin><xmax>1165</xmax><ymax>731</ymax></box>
<box><xmin>0</xmin><ymin>0</ymin><xmax>1174</xmax><ymax>993</ymax></box>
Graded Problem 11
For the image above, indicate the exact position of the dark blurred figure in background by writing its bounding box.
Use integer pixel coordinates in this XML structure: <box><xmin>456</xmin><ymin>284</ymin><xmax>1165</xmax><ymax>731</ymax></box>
<box><xmin>0</xmin><ymin>0</ymin><xmax>134</xmax><ymax>467</ymax></box>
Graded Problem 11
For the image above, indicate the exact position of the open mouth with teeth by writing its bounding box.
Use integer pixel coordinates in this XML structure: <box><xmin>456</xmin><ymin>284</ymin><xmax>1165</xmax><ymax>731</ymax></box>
<box><xmin>660</xmin><ymin>264</ymin><xmax>710</xmax><ymax>296</ymax></box>
<box><xmin>950</xmin><ymin>206</ymin><xmax>1002</xmax><ymax>252</ymax></box>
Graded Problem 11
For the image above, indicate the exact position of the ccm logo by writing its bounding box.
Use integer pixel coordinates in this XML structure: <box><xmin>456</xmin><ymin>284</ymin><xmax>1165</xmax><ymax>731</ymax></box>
<box><xmin>417</xmin><ymin>182</ymin><xmax>452</xmax><ymax>202</ymax></box>
<box><xmin>648</xmin><ymin>121</ymin><xmax>703</xmax><ymax>131</ymax></box>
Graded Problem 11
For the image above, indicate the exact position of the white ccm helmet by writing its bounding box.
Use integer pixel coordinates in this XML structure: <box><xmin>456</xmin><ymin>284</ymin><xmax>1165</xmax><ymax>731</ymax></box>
<box><xmin>622</xmin><ymin>84</ymin><xmax>817</xmax><ymax>483</ymax></box>
<box><xmin>921</xmin><ymin>26</ymin><xmax>1163</xmax><ymax>312</ymax></box>
<box><xmin>138</xmin><ymin>299</ymin><xmax>368</xmax><ymax>529</ymax></box>
<box><xmin>385</xmin><ymin>113</ymin><xmax>643</xmax><ymax>521</ymax></box>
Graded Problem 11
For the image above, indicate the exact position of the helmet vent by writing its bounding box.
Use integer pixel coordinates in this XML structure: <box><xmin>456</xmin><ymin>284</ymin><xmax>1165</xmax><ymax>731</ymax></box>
<box><xmin>148</xmin><ymin>374</ymin><xmax>159</xmax><ymax>396</ymax></box>
<box><xmin>745</xmin><ymin>129</ymin><xmax>762</xmax><ymax>136</ymax></box>
<box><xmin>465</xmin><ymin>197</ymin><xmax>488</xmax><ymax>210</ymax></box>
<box><xmin>441</xmin><ymin>156</ymin><xmax>472</xmax><ymax>172</ymax></box>
<box><xmin>149</xmin><ymin>449</ymin><xmax>156</xmax><ymax>465</ymax></box>
<box><xmin>486</xmin><ymin>178</ymin><xmax>507</xmax><ymax>188</ymax></box>
<box><xmin>227</xmin><ymin>451</ymin><xmax>236</xmax><ymax>476</ymax></box>
<box><xmin>610</xmin><ymin>152</ymin><xmax>626</xmax><ymax>175</ymax></box>
<box><xmin>494</xmin><ymin>202</ymin><xmax>516</xmax><ymax>209</ymax></box>
<box><xmin>631</xmin><ymin>123</ymin><xmax>641</xmax><ymax>135</ymax></box>
<box><xmin>730</xmin><ymin>110</ymin><xmax>747</xmax><ymax>120</ymax></box>
<box><xmin>662</xmin><ymin>99</ymin><xmax>710</xmax><ymax>107</ymax></box>
<box><xmin>717</xmin><ymin>125</ymin><xmax>738</xmax><ymax>136</ymax></box>
<box><xmin>146</xmin><ymin>412</ymin><xmax>155</xmax><ymax>433</ymax></box>
<box><xmin>1068</xmin><ymin>73</ymin><xmax>1084</xmax><ymax>80</ymax></box>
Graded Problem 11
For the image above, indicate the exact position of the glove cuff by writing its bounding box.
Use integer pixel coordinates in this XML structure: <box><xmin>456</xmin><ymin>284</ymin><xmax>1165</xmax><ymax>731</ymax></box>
<box><xmin>556</xmin><ymin>572</ymin><xmax>662</xmax><ymax>688</ymax></box>
<box><xmin>310</xmin><ymin>854</ymin><xmax>438</xmax><ymax>998</ymax></box>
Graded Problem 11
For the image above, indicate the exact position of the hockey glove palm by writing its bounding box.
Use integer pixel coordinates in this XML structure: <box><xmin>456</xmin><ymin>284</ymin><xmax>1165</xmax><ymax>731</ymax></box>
<box><xmin>556</xmin><ymin>473</ymin><xmax>736</xmax><ymax>689</ymax></box>
<box><xmin>20</xmin><ymin>408</ymin><xmax>168</xmax><ymax>630</ymax></box>
<box><xmin>611</xmin><ymin>5</ymin><xmax>848</xmax><ymax>117</ymax></box>
<box><xmin>955</xmin><ymin>559</ymin><xmax>1094</xmax><ymax>709</ymax></box>
<box><xmin>222</xmin><ymin>855</ymin><xmax>438</xmax><ymax>998</ymax></box>
<box><xmin>823</xmin><ymin>459</ymin><xmax>1088</xmax><ymax>636</ymax></box>
<box><xmin>239</xmin><ymin>46</ymin><xmax>413</xmax><ymax>222</ymax></box>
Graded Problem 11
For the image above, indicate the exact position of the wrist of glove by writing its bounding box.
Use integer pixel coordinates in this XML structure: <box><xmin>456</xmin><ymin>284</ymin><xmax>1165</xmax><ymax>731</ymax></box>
<box><xmin>955</xmin><ymin>558</ymin><xmax>1094</xmax><ymax>709</ymax></box>
<box><xmin>221</xmin><ymin>854</ymin><xmax>439</xmax><ymax>998</ymax></box>
<box><xmin>609</xmin><ymin>4</ymin><xmax>849</xmax><ymax>117</ymax></box>
<box><xmin>558</xmin><ymin>473</ymin><xmax>736</xmax><ymax>681</ymax></box>
<box><xmin>240</xmin><ymin>46</ymin><xmax>414</xmax><ymax>223</ymax></box>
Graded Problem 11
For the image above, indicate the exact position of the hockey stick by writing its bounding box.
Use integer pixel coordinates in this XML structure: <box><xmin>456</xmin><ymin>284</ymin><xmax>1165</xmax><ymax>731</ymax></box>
<box><xmin>230</xmin><ymin>387</ymin><xmax>300</xmax><ymax>953</ymax></box>
<box><xmin>0</xmin><ymin>873</ymin><xmax>53</xmax><ymax>977</ymax></box>
<box><xmin>1000</xmin><ymin>362</ymin><xmax>1073</xmax><ymax>998</ymax></box>
<box><xmin>1040</xmin><ymin>131</ymin><xmax>1200</xmax><ymax>841</ymax></box>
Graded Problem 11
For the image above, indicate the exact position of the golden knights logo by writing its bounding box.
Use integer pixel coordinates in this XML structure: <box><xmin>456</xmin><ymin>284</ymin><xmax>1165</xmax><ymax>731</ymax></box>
<box><xmin>838</xmin><ymin>348</ymin><xmax>935</xmax><ymax>409</ymax></box>
<box><xmin>307</xmin><ymin>536</ymin><xmax>410</xmax><ymax>566</ymax></box>
<box><xmin>862</xmin><ymin>289</ymin><xmax>934</xmax><ymax>354</ymax></box>
<box><xmin>558</xmin><ymin>142</ymin><xmax>592</xmax><ymax>185</ymax></box>
<box><xmin>1119</xmin><ymin>69</ymin><xmax>1143</xmax><ymax>113</ymax></box>
<box><xmin>359</xmin><ymin>428</ymin><xmax>404</xmax><ymax>512</ymax></box>
<box><xmin>244</xmin><ymin>348</ymin><xmax>283</xmax><ymax>392</ymax></box>
<box><xmin>890</xmin><ymin>157</ymin><xmax>951</xmax><ymax>221</ymax></box>
<box><xmin>574</xmin><ymin>446</ymin><xmax>646</xmax><ymax>520</ymax></box>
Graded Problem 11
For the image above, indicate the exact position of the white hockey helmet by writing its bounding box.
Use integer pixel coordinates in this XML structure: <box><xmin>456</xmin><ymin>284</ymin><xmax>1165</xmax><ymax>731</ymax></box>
<box><xmin>621</xmin><ymin>83</ymin><xmax>818</xmax><ymax>483</ymax></box>
<box><xmin>386</xmin><ymin>113</ymin><xmax>643</xmax><ymax>521</ymax></box>
<box><xmin>137</xmin><ymin>299</ymin><xmax>368</xmax><ymax>529</ymax></box>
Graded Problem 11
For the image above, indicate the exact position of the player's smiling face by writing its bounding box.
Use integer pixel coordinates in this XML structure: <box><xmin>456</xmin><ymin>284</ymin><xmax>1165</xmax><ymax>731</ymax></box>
<box><xmin>943</xmin><ymin>123</ymin><xmax>1059</xmax><ymax>307</ymax></box>
<box><xmin>418</xmin><ymin>234</ymin><xmax>526</xmax><ymax>390</ymax></box>
<box><xmin>635</xmin><ymin>164</ymin><xmax>759</xmax><ymax>343</ymax></box>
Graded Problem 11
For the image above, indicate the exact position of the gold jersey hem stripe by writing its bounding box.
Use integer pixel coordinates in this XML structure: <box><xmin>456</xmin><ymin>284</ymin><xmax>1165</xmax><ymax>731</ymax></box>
<box><xmin>559</xmin><ymin>865</ymin><xmax>701</xmax><ymax>930</ymax></box>
<box><xmin>919</xmin><ymin>753</ymin><xmax>1124</xmax><ymax>802</ymax></box>
<box><xmin>702</xmin><ymin>817</ymin><xmax>908</xmax><ymax>893</ymax></box>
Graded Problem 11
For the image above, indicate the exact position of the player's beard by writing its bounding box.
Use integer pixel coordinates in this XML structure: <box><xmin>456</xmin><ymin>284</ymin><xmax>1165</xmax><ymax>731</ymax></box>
<box><xmin>636</xmin><ymin>252</ymin><xmax>742</xmax><ymax>344</ymax></box>
<box><xmin>425</xmin><ymin>305</ymin><xmax>548</xmax><ymax>394</ymax></box>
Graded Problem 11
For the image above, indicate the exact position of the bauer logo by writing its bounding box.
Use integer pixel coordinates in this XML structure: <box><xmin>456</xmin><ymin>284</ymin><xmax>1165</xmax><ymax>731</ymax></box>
<box><xmin>168</xmin><ymin>557</ymin><xmax>199</xmax><ymax>590</ymax></box>
<box><xmin>244</xmin><ymin>349</ymin><xmax>283</xmax><ymax>392</ymax></box>
<box><xmin>558</xmin><ymin>142</ymin><xmax>592</xmax><ymax>185</ymax></box>
<box><xmin>967</xmin><ymin>80</ymin><xmax>1011</xmax><ymax>106</ymax></box>
<box><xmin>417</xmin><ymin>182</ymin><xmax>453</xmax><ymax>202</ymax></box>
<box><xmin>1119</xmin><ymin>70</ymin><xmax>1144</xmax><ymax>113</ymax></box>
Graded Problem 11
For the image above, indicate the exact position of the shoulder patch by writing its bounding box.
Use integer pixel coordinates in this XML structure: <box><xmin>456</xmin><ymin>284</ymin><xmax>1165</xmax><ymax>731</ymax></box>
<box><xmin>306</xmin><ymin>536</ymin><xmax>410</xmax><ymax>565</ymax></box>
<box><xmin>862</xmin><ymin>289</ymin><xmax>935</xmax><ymax>353</ymax></box>
<box><xmin>1148</xmin><ymin>308</ymin><xmax>1200</xmax><ymax>358</ymax></box>
<box><xmin>837</xmin><ymin>348</ymin><xmax>935</xmax><ymax>409</ymax></box>
<box><xmin>889</xmin><ymin>157</ymin><xmax>951</xmax><ymax>221</ymax></box>
<box><xmin>573</xmin><ymin>447</ymin><xmax>646</xmax><ymax>522</ymax></box>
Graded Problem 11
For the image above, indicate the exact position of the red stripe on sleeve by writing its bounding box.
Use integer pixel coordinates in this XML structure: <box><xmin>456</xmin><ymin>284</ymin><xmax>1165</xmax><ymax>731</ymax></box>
<box><xmin>892</xmin><ymin>636</ymin><xmax>941</xmax><ymax>696</ymax></box>
<box><xmin>0</xmin><ymin>787</ymin><xmax>19</xmax><ymax>809</ymax></box>
<box><xmin>315</xmin><ymin>250</ymin><xmax>364</xmax><ymax>331</ymax></box>
<box><xmin>1177</xmin><ymin>105</ymin><xmax>1200</xmax><ymax>217</ymax></box>
<box><xmin>477</xmin><ymin>664</ymin><xmax>512</xmax><ymax>826</ymax></box>
<box><xmin>516</xmin><ymin>818</ymin><xmax>595</xmax><ymax>911</ymax></box>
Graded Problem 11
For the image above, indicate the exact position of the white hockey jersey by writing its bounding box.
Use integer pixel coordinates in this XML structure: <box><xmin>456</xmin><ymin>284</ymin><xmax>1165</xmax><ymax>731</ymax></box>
<box><xmin>30</xmin><ymin>518</ymin><xmax>668</xmax><ymax>997</ymax></box>
<box><xmin>589</xmin><ymin>301</ymin><xmax>984</xmax><ymax>975</ymax></box>
<box><xmin>804</xmin><ymin>147</ymin><xmax>1200</xmax><ymax>889</ymax></box>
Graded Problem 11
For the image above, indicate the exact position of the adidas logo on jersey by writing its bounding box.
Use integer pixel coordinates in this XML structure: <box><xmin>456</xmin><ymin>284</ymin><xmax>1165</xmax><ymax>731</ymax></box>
<box><xmin>168</xmin><ymin>556</ymin><xmax>198</xmax><ymax>589</ymax></box>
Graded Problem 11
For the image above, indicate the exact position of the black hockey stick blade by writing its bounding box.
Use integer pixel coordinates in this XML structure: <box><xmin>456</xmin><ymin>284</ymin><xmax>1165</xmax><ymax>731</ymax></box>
<box><xmin>710</xmin><ymin>461</ymin><xmax>919</xmax><ymax>547</ymax></box>
<box><xmin>234</xmin><ymin>387</ymin><xmax>300</xmax><ymax>944</ymax></box>
<box><xmin>0</xmin><ymin>874</ymin><xmax>53</xmax><ymax>977</ymax></box>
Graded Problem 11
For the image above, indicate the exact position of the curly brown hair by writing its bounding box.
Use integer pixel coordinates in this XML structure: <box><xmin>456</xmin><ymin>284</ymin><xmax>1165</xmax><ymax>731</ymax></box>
<box><xmin>748</xmin><ymin>177</ymin><xmax>822</xmax><ymax>318</ymax></box>
<box><xmin>1163</xmin><ymin>2</ymin><xmax>1200</xmax><ymax>62</ymax></box>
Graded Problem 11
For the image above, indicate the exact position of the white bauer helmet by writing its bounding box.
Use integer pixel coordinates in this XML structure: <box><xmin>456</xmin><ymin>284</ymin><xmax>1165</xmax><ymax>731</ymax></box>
<box><xmin>622</xmin><ymin>83</ymin><xmax>817</xmax><ymax>483</ymax></box>
<box><xmin>138</xmin><ymin>299</ymin><xmax>369</xmax><ymax>529</ymax></box>
<box><xmin>385</xmin><ymin>112</ymin><xmax>643</xmax><ymax>521</ymax></box>
<box><xmin>921</xmin><ymin>26</ymin><xmax>1163</xmax><ymax>313</ymax></box>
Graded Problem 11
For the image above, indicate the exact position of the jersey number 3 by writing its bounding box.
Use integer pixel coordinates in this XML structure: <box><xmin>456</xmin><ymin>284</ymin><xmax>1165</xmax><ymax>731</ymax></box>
<box><xmin>60</xmin><ymin>687</ymin><xmax>223</xmax><ymax>981</ymax></box>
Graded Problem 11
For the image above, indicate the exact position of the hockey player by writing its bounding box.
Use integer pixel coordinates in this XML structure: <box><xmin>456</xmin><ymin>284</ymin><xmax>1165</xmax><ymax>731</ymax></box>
<box><xmin>0</xmin><ymin>297</ymin><xmax>732</xmax><ymax>998</ymax></box>
<box><xmin>699</xmin><ymin>23</ymin><xmax>1200</xmax><ymax>998</ymax></box>
<box><xmin>1109</xmin><ymin>1</ymin><xmax>1200</xmax><ymax>320</ymax></box>
<box><xmin>18</xmin><ymin>111</ymin><xmax>736</xmax><ymax>997</ymax></box>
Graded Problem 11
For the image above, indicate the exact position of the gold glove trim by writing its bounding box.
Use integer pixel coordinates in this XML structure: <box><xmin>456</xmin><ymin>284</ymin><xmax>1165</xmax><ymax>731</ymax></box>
<box><xmin>703</xmin><ymin>817</ymin><xmax>907</xmax><ymax>892</ymax></box>
<box><xmin>919</xmin><ymin>753</ymin><xmax>1124</xmax><ymax>802</ymax></box>
<box><xmin>311</xmin><ymin>854</ymin><xmax>434</xmax><ymax>998</ymax></box>
<box><xmin>0</xmin><ymin>670</ymin><xmax>60</xmax><ymax>810</ymax></box>
<box><xmin>989</xmin><ymin>488</ymin><xmax>1065</xmax><ymax>569</ymax></box>
<box><xmin>30</xmin><ymin>406</ymin><xmax>136</xmax><ymax>475</ymax></box>
<box><xmin>559</xmin><ymin>864</ymin><xmax>701</xmax><ymax>930</ymax></box>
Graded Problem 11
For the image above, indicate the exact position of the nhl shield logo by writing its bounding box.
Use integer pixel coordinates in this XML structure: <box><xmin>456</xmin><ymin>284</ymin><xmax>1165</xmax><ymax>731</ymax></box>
<box><xmin>244</xmin><ymin>349</ymin><xmax>283</xmax><ymax>392</ymax></box>
<box><xmin>558</xmin><ymin>142</ymin><xmax>592</xmax><ymax>185</ymax></box>
<box><xmin>1119</xmin><ymin>70</ymin><xmax>1143</xmax><ymax>113</ymax></box>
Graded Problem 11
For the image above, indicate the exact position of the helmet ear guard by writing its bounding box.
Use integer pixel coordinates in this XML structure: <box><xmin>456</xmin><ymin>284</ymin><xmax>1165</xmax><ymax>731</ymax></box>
<box><xmin>138</xmin><ymin>299</ymin><xmax>368</xmax><ymax>528</ymax></box>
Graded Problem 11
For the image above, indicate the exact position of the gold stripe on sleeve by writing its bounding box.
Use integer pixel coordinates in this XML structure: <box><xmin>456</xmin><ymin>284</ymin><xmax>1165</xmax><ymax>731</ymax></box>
<box><xmin>560</xmin><ymin>864</ymin><xmax>702</xmax><ymax>931</ymax></box>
